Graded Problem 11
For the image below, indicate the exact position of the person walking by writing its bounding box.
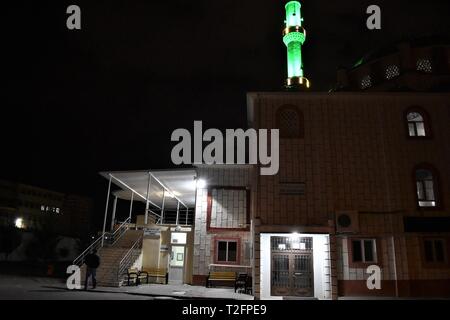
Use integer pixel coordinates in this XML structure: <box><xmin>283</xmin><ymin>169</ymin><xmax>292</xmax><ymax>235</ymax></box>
<box><xmin>84</xmin><ymin>249</ymin><xmax>100</xmax><ymax>290</ymax></box>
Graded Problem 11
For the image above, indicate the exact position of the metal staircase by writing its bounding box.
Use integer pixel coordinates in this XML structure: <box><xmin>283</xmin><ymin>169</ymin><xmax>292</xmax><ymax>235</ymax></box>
<box><xmin>73</xmin><ymin>218</ymin><xmax>144</xmax><ymax>287</ymax></box>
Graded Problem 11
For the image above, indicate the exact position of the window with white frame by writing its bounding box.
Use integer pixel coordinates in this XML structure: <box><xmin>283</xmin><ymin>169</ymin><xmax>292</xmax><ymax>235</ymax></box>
<box><xmin>216</xmin><ymin>239</ymin><xmax>238</xmax><ymax>263</ymax></box>
<box><xmin>351</xmin><ymin>239</ymin><xmax>377</xmax><ymax>263</ymax></box>
<box><xmin>407</xmin><ymin>111</ymin><xmax>427</xmax><ymax>137</ymax></box>
<box><xmin>415</xmin><ymin>169</ymin><xmax>437</xmax><ymax>207</ymax></box>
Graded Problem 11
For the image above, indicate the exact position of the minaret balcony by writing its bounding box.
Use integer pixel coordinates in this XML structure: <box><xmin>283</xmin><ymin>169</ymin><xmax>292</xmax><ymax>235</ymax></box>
<box><xmin>282</xmin><ymin>26</ymin><xmax>306</xmax><ymax>46</ymax></box>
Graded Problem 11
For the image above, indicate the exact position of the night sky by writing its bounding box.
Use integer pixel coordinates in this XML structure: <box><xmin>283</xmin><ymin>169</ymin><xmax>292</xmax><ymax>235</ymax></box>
<box><xmin>2</xmin><ymin>1</ymin><xmax>450</xmax><ymax>222</ymax></box>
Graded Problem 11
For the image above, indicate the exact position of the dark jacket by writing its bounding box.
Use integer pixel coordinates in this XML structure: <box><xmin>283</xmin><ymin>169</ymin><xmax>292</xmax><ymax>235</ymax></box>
<box><xmin>85</xmin><ymin>253</ymin><xmax>100</xmax><ymax>269</ymax></box>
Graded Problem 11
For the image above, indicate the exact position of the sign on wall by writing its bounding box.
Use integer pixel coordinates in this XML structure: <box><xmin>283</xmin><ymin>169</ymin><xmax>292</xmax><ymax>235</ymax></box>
<box><xmin>279</xmin><ymin>182</ymin><xmax>305</xmax><ymax>195</ymax></box>
<box><xmin>144</xmin><ymin>228</ymin><xmax>161</xmax><ymax>237</ymax></box>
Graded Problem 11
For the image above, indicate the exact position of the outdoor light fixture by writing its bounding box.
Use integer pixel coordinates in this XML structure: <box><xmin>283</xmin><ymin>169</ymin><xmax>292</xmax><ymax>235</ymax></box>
<box><xmin>196</xmin><ymin>179</ymin><xmax>207</xmax><ymax>189</ymax></box>
<box><xmin>291</xmin><ymin>232</ymin><xmax>300</xmax><ymax>241</ymax></box>
<box><xmin>15</xmin><ymin>218</ymin><xmax>24</xmax><ymax>229</ymax></box>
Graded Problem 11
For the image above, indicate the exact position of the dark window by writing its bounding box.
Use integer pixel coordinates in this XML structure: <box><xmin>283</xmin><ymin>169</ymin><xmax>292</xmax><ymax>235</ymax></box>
<box><xmin>276</xmin><ymin>105</ymin><xmax>304</xmax><ymax>138</ymax></box>
<box><xmin>415</xmin><ymin>168</ymin><xmax>437</xmax><ymax>207</ymax></box>
<box><xmin>351</xmin><ymin>239</ymin><xmax>376</xmax><ymax>263</ymax></box>
<box><xmin>218</xmin><ymin>241</ymin><xmax>227</xmax><ymax>261</ymax></box>
<box><xmin>216</xmin><ymin>240</ymin><xmax>238</xmax><ymax>263</ymax></box>
<box><xmin>423</xmin><ymin>239</ymin><xmax>446</xmax><ymax>264</ymax></box>
<box><xmin>364</xmin><ymin>240</ymin><xmax>374</xmax><ymax>262</ymax></box>
<box><xmin>424</xmin><ymin>240</ymin><xmax>434</xmax><ymax>261</ymax></box>
<box><xmin>352</xmin><ymin>240</ymin><xmax>362</xmax><ymax>262</ymax></box>
<box><xmin>227</xmin><ymin>242</ymin><xmax>237</xmax><ymax>261</ymax></box>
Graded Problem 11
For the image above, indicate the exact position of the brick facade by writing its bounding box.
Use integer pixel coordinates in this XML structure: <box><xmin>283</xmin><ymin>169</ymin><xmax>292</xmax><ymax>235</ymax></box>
<box><xmin>247</xmin><ymin>92</ymin><xmax>450</xmax><ymax>298</ymax></box>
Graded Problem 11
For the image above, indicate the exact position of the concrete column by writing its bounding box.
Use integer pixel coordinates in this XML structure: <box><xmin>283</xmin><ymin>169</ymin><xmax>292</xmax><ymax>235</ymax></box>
<box><xmin>110</xmin><ymin>196</ymin><xmax>118</xmax><ymax>231</ymax></box>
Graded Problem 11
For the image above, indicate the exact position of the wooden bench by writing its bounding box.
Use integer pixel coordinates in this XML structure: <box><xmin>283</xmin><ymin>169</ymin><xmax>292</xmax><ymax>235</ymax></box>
<box><xmin>141</xmin><ymin>267</ymin><xmax>168</xmax><ymax>284</ymax></box>
<box><xmin>206</xmin><ymin>271</ymin><xmax>236</xmax><ymax>288</ymax></box>
<box><xmin>124</xmin><ymin>268</ymin><xmax>148</xmax><ymax>286</ymax></box>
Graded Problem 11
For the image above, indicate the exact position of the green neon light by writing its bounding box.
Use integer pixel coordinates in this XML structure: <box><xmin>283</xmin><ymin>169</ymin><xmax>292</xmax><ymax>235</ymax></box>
<box><xmin>285</xmin><ymin>1</ymin><xmax>302</xmax><ymax>27</ymax></box>
<box><xmin>283</xmin><ymin>1</ymin><xmax>306</xmax><ymax>82</ymax></box>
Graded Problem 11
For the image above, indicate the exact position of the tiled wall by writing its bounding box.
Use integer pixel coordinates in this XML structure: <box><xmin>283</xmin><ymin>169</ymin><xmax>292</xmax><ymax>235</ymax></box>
<box><xmin>249</xmin><ymin>92</ymin><xmax>450</xmax><ymax>297</ymax></box>
<box><xmin>193</xmin><ymin>166</ymin><xmax>253</xmax><ymax>277</ymax></box>
<box><xmin>250</xmin><ymin>93</ymin><xmax>450</xmax><ymax>227</ymax></box>
<box><xmin>210</xmin><ymin>189</ymin><xmax>247</xmax><ymax>229</ymax></box>
<box><xmin>337</xmin><ymin>234</ymin><xmax>450</xmax><ymax>282</ymax></box>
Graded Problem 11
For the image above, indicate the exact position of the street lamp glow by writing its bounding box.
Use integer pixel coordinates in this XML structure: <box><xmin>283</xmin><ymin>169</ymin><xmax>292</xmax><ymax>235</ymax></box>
<box><xmin>15</xmin><ymin>218</ymin><xmax>24</xmax><ymax>229</ymax></box>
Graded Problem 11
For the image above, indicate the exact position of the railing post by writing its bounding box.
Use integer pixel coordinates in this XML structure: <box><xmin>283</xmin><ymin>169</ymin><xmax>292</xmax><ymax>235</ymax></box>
<box><xmin>176</xmin><ymin>201</ymin><xmax>180</xmax><ymax>225</ymax></box>
<box><xmin>145</xmin><ymin>172</ymin><xmax>151</xmax><ymax>225</ymax></box>
<box><xmin>160</xmin><ymin>189</ymin><xmax>166</xmax><ymax>224</ymax></box>
<box><xmin>185</xmin><ymin>207</ymin><xmax>189</xmax><ymax>225</ymax></box>
<box><xmin>102</xmin><ymin>175</ymin><xmax>112</xmax><ymax>247</ymax></box>
<box><xmin>129</xmin><ymin>191</ymin><xmax>134</xmax><ymax>221</ymax></box>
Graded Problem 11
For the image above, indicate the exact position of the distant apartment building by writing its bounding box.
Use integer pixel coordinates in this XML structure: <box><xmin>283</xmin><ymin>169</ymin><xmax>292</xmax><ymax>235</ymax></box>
<box><xmin>0</xmin><ymin>179</ymin><xmax>93</xmax><ymax>238</ymax></box>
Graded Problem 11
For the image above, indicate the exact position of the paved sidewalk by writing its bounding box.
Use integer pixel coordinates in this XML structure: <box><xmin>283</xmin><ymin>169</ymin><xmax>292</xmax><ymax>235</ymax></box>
<box><xmin>98</xmin><ymin>283</ymin><xmax>254</xmax><ymax>300</ymax></box>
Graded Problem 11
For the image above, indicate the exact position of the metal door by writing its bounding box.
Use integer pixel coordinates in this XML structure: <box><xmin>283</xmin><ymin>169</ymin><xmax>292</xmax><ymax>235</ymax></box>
<box><xmin>271</xmin><ymin>236</ymin><xmax>313</xmax><ymax>297</ymax></box>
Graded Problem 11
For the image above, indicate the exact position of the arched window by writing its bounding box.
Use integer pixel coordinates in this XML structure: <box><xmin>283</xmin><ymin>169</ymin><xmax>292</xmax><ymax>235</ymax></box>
<box><xmin>406</xmin><ymin>108</ymin><xmax>431</xmax><ymax>137</ymax></box>
<box><xmin>415</xmin><ymin>166</ymin><xmax>439</xmax><ymax>208</ymax></box>
<box><xmin>276</xmin><ymin>105</ymin><xmax>304</xmax><ymax>138</ymax></box>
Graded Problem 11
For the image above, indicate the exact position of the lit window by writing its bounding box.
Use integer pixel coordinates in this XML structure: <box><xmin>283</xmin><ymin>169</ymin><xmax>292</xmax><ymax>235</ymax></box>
<box><xmin>360</xmin><ymin>75</ymin><xmax>372</xmax><ymax>89</ymax></box>
<box><xmin>407</xmin><ymin>112</ymin><xmax>427</xmax><ymax>137</ymax></box>
<box><xmin>385</xmin><ymin>65</ymin><xmax>400</xmax><ymax>79</ymax></box>
<box><xmin>171</xmin><ymin>232</ymin><xmax>187</xmax><ymax>244</ymax></box>
<box><xmin>415</xmin><ymin>169</ymin><xmax>437</xmax><ymax>207</ymax></box>
<box><xmin>416</xmin><ymin>59</ymin><xmax>432</xmax><ymax>73</ymax></box>
<box><xmin>216</xmin><ymin>240</ymin><xmax>238</xmax><ymax>263</ymax></box>
<box><xmin>352</xmin><ymin>239</ymin><xmax>377</xmax><ymax>263</ymax></box>
<box><xmin>423</xmin><ymin>239</ymin><xmax>446</xmax><ymax>264</ymax></box>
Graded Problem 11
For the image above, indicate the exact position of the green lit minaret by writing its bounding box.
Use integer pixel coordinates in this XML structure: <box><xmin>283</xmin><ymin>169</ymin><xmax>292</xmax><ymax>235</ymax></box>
<box><xmin>283</xmin><ymin>1</ymin><xmax>310</xmax><ymax>89</ymax></box>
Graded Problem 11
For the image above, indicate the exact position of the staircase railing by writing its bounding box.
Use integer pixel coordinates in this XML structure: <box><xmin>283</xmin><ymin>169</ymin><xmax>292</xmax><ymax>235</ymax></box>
<box><xmin>73</xmin><ymin>234</ymin><xmax>104</xmax><ymax>267</ymax></box>
<box><xmin>117</xmin><ymin>234</ymin><xmax>144</xmax><ymax>283</ymax></box>
<box><xmin>73</xmin><ymin>217</ymin><xmax>131</xmax><ymax>267</ymax></box>
<box><xmin>109</xmin><ymin>217</ymin><xmax>131</xmax><ymax>246</ymax></box>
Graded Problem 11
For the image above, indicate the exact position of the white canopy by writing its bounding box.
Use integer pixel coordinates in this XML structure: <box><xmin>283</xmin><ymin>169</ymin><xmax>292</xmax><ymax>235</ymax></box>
<box><xmin>99</xmin><ymin>168</ymin><xmax>197</xmax><ymax>210</ymax></box>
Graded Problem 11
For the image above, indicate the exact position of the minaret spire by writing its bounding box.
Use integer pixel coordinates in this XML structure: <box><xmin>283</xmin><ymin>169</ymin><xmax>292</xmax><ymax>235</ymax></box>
<box><xmin>283</xmin><ymin>1</ymin><xmax>310</xmax><ymax>89</ymax></box>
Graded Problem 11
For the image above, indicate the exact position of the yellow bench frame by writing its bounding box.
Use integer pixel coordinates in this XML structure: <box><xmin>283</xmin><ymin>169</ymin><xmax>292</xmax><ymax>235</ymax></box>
<box><xmin>206</xmin><ymin>271</ymin><xmax>236</xmax><ymax>288</ymax></box>
<box><xmin>141</xmin><ymin>267</ymin><xmax>169</xmax><ymax>284</ymax></box>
